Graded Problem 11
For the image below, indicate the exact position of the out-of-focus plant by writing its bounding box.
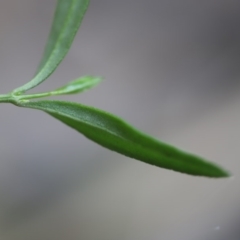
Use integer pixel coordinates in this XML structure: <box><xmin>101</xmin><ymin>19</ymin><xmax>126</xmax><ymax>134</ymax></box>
<box><xmin>0</xmin><ymin>0</ymin><xmax>229</xmax><ymax>178</ymax></box>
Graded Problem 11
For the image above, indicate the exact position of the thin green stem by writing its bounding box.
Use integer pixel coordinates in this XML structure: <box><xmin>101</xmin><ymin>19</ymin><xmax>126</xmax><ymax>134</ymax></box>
<box><xmin>0</xmin><ymin>89</ymin><xmax>67</xmax><ymax>105</ymax></box>
<box><xmin>18</xmin><ymin>92</ymin><xmax>52</xmax><ymax>100</ymax></box>
<box><xmin>0</xmin><ymin>94</ymin><xmax>14</xmax><ymax>103</ymax></box>
<box><xmin>0</xmin><ymin>91</ymin><xmax>52</xmax><ymax>104</ymax></box>
<box><xmin>16</xmin><ymin>88</ymin><xmax>69</xmax><ymax>100</ymax></box>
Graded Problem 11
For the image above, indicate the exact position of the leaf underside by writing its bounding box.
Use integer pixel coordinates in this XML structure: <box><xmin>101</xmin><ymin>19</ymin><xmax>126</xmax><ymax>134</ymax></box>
<box><xmin>20</xmin><ymin>100</ymin><xmax>229</xmax><ymax>178</ymax></box>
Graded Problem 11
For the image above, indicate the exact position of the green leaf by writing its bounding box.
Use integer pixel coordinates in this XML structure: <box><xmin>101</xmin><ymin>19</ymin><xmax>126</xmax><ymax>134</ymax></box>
<box><xmin>53</xmin><ymin>76</ymin><xmax>102</xmax><ymax>95</ymax></box>
<box><xmin>14</xmin><ymin>76</ymin><xmax>102</xmax><ymax>101</ymax></box>
<box><xmin>20</xmin><ymin>100</ymin><xmax>229</xmax><ymax>178</ymax></box>
<box><xmin>13</xmin><ymin>0</ymin><xmax>89</xmax><ymax>94</ymax></box>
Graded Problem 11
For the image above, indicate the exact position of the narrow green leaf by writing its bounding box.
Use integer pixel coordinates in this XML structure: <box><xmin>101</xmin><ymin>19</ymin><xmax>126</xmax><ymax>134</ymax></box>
<box><xmin>15</xmin><ymin>76</ymin><xmax>102</xmax><ymax>101</ymax></box>
<box><xmin>20</xmin><ymin>100</ymin><xmax>229</xmax><ymax>178</ymax></box>
<box><xmin>13</xmin><ymin>0</ymin><xmax>89</xmax><ymax>94</ymax></box>
<box><xmin>53</xmin><ymin>76</ymin><xmax>102</xmax><ymax>95</ymax></box>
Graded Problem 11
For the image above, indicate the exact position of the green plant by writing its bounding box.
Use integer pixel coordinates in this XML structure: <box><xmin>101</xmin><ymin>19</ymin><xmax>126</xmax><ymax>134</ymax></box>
<box><xmin>0</xmin><ymin>0</ymin><xmax>229</xmax><ymax>178</ymax></box>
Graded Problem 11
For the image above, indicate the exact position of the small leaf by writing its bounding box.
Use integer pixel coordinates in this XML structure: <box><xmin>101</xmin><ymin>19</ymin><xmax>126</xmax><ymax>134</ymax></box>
<box><xmin>20</xmin><ymin>100</ymin><xmax>229</xmax><ymax>178</ymax></box>
<box><xmin>14</xmin><ymin>0</ymin><xmax>89</xmax><ymax>94</ymax></box>
<box><xmin>53</xmin><ymin>76</ymin><xmax>102</xmax><ymax>95</ymax></box>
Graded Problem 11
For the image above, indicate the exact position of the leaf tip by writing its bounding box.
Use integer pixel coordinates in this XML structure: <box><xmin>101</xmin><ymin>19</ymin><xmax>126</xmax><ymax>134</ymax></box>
<box><xmin>201</xmin><ymin>163</ymin><xmax>230</xmax><ymax>178</ymax></box>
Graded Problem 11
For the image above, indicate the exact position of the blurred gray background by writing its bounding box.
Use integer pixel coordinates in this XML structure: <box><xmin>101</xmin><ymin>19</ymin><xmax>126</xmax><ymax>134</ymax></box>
<box><xmin>0</xmin><ymin>0</ymin><xmax>239</xmax><ymax>239</ymax></box>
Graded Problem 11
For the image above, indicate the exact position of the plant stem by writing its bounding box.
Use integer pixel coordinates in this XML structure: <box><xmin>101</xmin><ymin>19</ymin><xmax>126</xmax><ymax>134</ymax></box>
<box><xmin>0</xmin><ymin>90</ymin><xmax>62</xmax><ymax>104</ymax></box>
<box><xmin>0</xmin><ymin>94</ymin><xmax>14</xmax><ymax>103</ymax></box>
<box><xmin>18</xmin><ymin>92</ymin><xmax>52</xmax><ymax>100</ymax></box>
